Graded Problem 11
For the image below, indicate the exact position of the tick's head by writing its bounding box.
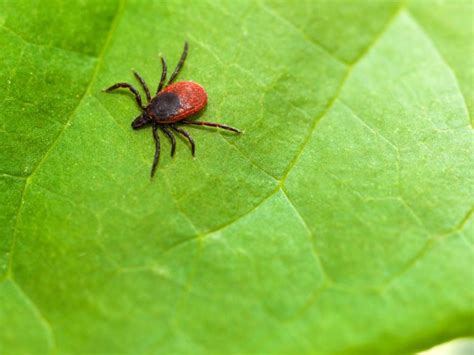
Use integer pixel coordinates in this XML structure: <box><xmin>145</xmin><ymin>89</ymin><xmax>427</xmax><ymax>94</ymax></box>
<box><xmin>131</xmin><ymin>113</ymin><xmax>151</xmax><ymax>130</ymax></box>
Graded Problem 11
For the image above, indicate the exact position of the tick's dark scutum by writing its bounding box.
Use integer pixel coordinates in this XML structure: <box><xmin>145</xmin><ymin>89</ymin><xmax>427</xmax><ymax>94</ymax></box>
<box><xmin>151</xmin><ymin>92</ymin><xmax>181</xmax><ymax>120</ymax></box>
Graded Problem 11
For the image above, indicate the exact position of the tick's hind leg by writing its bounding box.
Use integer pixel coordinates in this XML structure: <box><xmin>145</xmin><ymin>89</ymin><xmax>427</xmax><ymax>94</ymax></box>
<box><xmin>182</xmin><ymin>120</ymin><xmax>241</xmax><ymax>134</ymax></box>
<box><xmin>172</xmin><ymin>125</ymin><xmax>195</xmax><ymax>157</ymax></box>
<box><xmin>104</xmin><ymin>82</ymin><xmax>144</xmax><ymax>110</ymax></box>
<box><xmin>160</xmin><ymin>126</ymin><xmax>176</xmax><ymax>157</ymax></box>
<box><xmin>167</xmin><ymin>42</ymin><xmax>188</xmax><ymax>85</ymax></box>
<box><xmin>133</xmin><ymin>71</ymin><xmax>151</xmax><ymax>102</ymax></box>
<box><xmin>151</xmin><ymin>124</ymin><xmax>161</xmax><ymax>177</ymax></box>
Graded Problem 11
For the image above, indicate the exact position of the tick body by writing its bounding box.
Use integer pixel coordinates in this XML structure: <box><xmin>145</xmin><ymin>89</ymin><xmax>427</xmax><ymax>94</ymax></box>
<box><xmin>104</xmin><ymin>42</ymin><xmax>241</xmax><ymax>177</ymax></box>
<box><xmin>146</xmin><ymin>81</ymin><xmax>207</xmax><ymax>124</ymax></box>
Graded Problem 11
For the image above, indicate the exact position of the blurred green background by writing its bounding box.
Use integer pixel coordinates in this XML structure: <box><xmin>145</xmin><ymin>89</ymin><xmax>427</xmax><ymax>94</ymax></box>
<box><xmin>0</xmin><ymin>0</ymin><xmax>473</xmax><ymax>353</ymax></box>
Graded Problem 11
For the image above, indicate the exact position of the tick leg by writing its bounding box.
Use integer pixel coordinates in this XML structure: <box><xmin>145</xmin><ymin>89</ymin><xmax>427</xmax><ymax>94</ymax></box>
<box><xmin>182</xmin><ymin>120</ymin><xmax>241</xmax><ymax>134</ymax></box>
<box><xmin>167</xmin><ymin>42</ymin><xmax>188</xmax><ymax>85</ymax></box>
<box><xmin>151</xmin><ymin>124</ymin><xmax>161</xmax><ymax>177</ymax></box>
<box><xmin>172</xmin><ymin>125</ymin><xmax>195</xmax><ymax>157</ymax></box>
<box><xmin>156</xmin><ymin>57</ymin><xmax>167</xmax><ymax>94</ymax></box>
<box><xmin>133</xmin><ymin>71</ymin><xmax>151</xmax><ymax>102</ymax></box>
<box><xmin>160</xmin><ymin>126</ymin><xmax>176</xmax><ymax>157</ymax></box>
<box><xmin>104</xmin><ymin>82</ymin><xmax>144</xmax><ymax>110</ymax></box>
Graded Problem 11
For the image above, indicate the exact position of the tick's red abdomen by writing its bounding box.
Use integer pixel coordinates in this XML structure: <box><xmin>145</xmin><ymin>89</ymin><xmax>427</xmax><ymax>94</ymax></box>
<box><xmin>159</xmin><ymin>81</ymin><xmax>207</xmax><ymax>123</ymax></box>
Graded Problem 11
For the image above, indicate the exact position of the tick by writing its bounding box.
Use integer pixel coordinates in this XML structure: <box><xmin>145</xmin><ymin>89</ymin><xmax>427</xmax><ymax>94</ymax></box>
<box><xmin>104</xmin><ymin>42</ymin><xmax>241</xmax><ymax>177</ymax></box>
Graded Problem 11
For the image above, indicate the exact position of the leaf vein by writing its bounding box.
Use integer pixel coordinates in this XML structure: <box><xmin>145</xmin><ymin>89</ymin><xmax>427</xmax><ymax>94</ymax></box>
<box><xmin>6</xmin><ymin>0</ymin><xmax>127</xmax><ymax>275</ymax></box>
<box><xmin>10</xmin><ymin>280</ymin><xmax>56</xmax><ymax>352</ymax></box>
<box><xmin>379</xmin><ymin>205</ymin><xmax>473</xmax><ymax>290</ymax></box>
<box><xmin>3</xmin><ymin>2</ymin><xmax>127</xmax><ymax>348</ymax></box>
<box><xmin>279</xmin><ymin>2</ymin><xmax>406</xmax><ymax>186</ymax></box>
<box><xmin>406</xmin><ymin>10</ymin><xmax>472</xmax><ymax>126</ymax></box>
<box><xmin>258</xmin><ymin>0</ymin><xmax>347</xmax><ymax>66</ymax></box>
<box><xmin>281</xmin><ymin>188</ymin><xmax>328</xmax><ymax>280</ymax></box>
<box><xmin>0</xmin><ymin>24</ymin><xmax>96</xmax><ymax>60</ymax></box>
<box><xmin>158</xmin><ymin>187</ymin><xmax>280</xmax><ymax>256</ymax></box>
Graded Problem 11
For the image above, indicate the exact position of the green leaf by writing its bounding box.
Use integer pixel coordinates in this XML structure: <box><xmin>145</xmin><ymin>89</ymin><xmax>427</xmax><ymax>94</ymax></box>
<box><xmin>1</xmin><ymin>0</ymin><xmax>473</xmax><ymax>353</ymax></box>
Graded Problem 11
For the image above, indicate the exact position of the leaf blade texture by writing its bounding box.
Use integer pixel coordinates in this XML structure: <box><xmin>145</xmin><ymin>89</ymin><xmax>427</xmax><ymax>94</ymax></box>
<box><xmin>0</xmin><ymin>0</ymin><xmax>473</xmax><ymax>353</ymax></box>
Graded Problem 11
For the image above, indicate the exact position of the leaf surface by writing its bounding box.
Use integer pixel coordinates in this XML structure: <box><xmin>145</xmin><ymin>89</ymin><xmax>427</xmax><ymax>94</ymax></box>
<box><xmin>0</xmin><ymin>0</ymin><xmax>473</xmax><ymax>353</ymax></box>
